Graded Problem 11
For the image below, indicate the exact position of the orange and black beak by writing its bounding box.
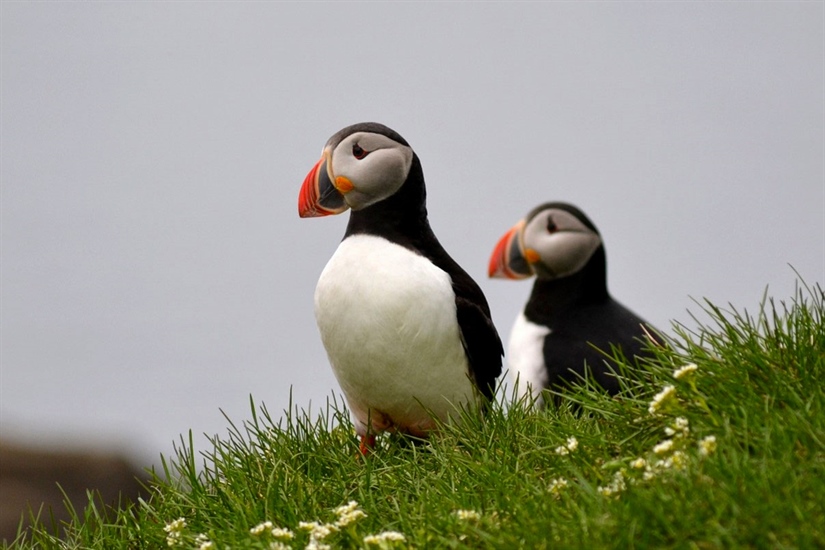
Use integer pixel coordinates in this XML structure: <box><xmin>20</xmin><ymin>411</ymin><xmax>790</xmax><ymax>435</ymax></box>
<box><xmin>488</xmin><ymin>219</ymin><xmax>535</xmax><ymax>279</ymax></box>
<box><xmin>298</xmin><ymin>152</ymin><xmax>349</xmax><ymax>218</ymax></box>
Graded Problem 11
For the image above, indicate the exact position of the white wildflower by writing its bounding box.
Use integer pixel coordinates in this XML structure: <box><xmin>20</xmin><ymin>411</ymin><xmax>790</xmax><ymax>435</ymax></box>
<box><xmin>653</xmin><ymin>439</ymin><xmax>674</xmax><ymax>454</ymax></box>
<box><xmin>630</xmin><ymin>457</ymin><xmax>646</xmax><ymax>469</ymax></box>
<box><xmin>305</xmin><ymin>540</ymin><xmax>331</xmax><ymax>550</ymax></box>
<box><xmin>364</xmin><ymin>531</ymin><xmax>407</xmax><ymax>545</ymax></box>
<box><xmin>311</xmin><ymin>524</ymin><xmax>336</xmax><ymax>540</ymax></box>
<box><xmin>673</xmin><ymin>363</ymin><xmax>698</xmax><ymax>380</ymax></box>
<box><xmin>556</xmin><ymin>436</ymin><xmax>579</xmax><ymax>455</ymax></box>
<box><xmin>163</xmin><ymin>518</ymin><xmax>186</xmax><ymax>534</ymax></box>
<box><xmin>298</xmin><ymin>521</ymin><xmax>320</xmax><ymax>532</ymax></box>
<box><xmin>335</xmin><ymin>509</ymin><xmax>366</xmax><ymax>528</ymax></box>
<box><xmin>648</xmin><ymin>385</ymin><xmax>676</xmax><ymax>415</ymax></box>
<box><xmin>333</xmin><ymin>500</ymin><xmax>366</xmax><ymax>527</ymax></box>
<box><xmin>298</xmin><ymin>520</ymin><xmax>336</xmax><ymax>543</ymax></box>
<box><xmin>333</xmin><ymin>501</ymin><xmax>359</xmax><ymax>516</ymax></box>
<box><xmin>699</xmin><ymin>435</ymin><xmax>717</xmax><ymax>456</ymax></box>
<box><xmin>269</xmin><ymin>543</ymin><xmax>291</xmax><ymax>550</ymax></box>
<box><xmin>670</xmin><ymin>450</ymin><xmax>688</xmax><ymax>470</ymax></box>
<box><xmin>251</xmin><ymin>521</ymin><xmax>274</xmax><ymax>535</ymax></box>
<box><xmin>666</xmin><ymin>417</ymin><xmax>690</xmax><ymax>437</ymax></box>
<box><xmin>597</xmin><ymin>470</ymin><xmax>626</xmax><ymax>497</ymax></box>
<box><xmin>194</xmin><ymin>534</ymin><xmax>214</xmax><ymax>550</ymax></box>
<box><xmin>455</xmin><ymin>509</ymin><xmax>481</xmax><ymax>521</ymax></box>
<box><xmin>548</xmin><ymin>477</ymin><xmax>568</xmax><ymax>496</ymax></box>
<box><xmin>163</xmin><ymin>518</ymin><xmax>186</xmax><ymax>547</ymax></box>
<box><xmin>271</xmin><ymin>527</ymin><xmax>294</xmax><ymax>540</ymax></box>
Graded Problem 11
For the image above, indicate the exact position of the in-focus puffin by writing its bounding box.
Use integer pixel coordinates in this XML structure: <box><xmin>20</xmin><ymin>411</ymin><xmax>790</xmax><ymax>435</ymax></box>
<box><xmin>299</xmin><ymin>122</ymin><xmax>503</xmax><ymax>453</ymax></box>
<box><xmin>488</xmin><ymin>202</ymin><xmax>655</xmax><ymax>407</ymax></box>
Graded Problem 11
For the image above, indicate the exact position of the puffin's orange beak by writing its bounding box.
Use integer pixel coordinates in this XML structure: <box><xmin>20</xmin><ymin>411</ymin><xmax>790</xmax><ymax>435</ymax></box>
<box><xmin>298</xmin><ymin>153</ymin><xmax>349</xmax><ymax>218</ymax></box>
<box><xmin>488</xmin><ymin>219</ymin><xmax>534</xmax><ymax>279</ymax></box>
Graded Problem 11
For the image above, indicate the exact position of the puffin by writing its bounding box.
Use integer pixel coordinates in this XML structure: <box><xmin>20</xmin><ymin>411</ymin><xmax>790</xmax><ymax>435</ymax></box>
<box><xmin>298</xmin><ymin>122</ymin><xmax>503</xmax><ymax>453</ymax></box>
<box><xmin>488</xmin><ymin>202</ymin><xmax>655</xmax><ymax>408</ymax></box>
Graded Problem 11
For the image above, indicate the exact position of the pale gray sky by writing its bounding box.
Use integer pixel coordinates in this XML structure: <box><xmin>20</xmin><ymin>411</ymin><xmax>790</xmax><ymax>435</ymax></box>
<box><xmin>2</xmin><ymin>2</ymin><xmax>823</xmax><ymax>465</ymax></box>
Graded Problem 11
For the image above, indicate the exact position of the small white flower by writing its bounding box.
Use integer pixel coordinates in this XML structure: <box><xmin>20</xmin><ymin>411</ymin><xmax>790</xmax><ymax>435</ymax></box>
<box><xmin>195</xmin><ymin>534</ymin><xmax>213</xmax><ymax>549</ymax></box>
<box><xmin>556</xmin><ymin>436</ymin><xmax>578</xmax><ymax>455</ymax></box>
<box><xmin>653</xmin><ymin>439</ymin><xmax>674</xmax><ymax>454</ymax></box>
<box><xmin>670</xmin><ymin>450</ymin><xmax>688</xmax><ymax>470</ymax></box>
<box><xmin>333</xmin><ymin>501</ymin><xmax>360</xmax><ymax>516</ymax></box>
<box><xmin>548</xmin><ymin>477</ymin><xmax>568</xmax><ymax>496</ymax></box>
<box><xmin>630</xmin><ymin>457</ymin><xmax>646</xmax><ymax>469</ymax></box>
<box><xmin>364</xmin><ymin>531</ymin><xmax>407</xmax><ymax>544</ymax></box>
<box><xmin>163</xmin><ymin>518</ymin><xmax>186</xmax><ymax>547</ymax></box>
<box><xmin>673</xmin><ymin>363</ymin><xmax>698</xmax><ymax>379</ymax></box>
<box><xmin>312</xmin><ymin>524</ymin><xmax>336</xmax><ymax>540</ymax></box>
<box><xmin>699</xmin><ymin>435</ymin><xmax>717</xmax><ymax>456</ymax></box>
<box><xmin>251</xmin><ymin>521</ymin><xmax>274</xmax><ymax>535</ymax></box>
<box><xmin>597</xmin><ymin>470</ymin><xmax>626</xmax><ymax>496</ymax></box>
<box><xmin>269</xmin><ymin>543</ymin><xmax>291</xmax><ymax>550</ymax></box>
<box><xmin>648</xmin><ymin>385</ymin><xmax>676</xmax><ymax>414</ymax></box>
<box><xmin>666</xmin><ymin>417</ymin><xmax>690</xmax><ymax>437</ymax></box>
<box><xmin>271</xmin><ymin>527</ymin><xmax>294</xmax><ymax>540</ymax></box>
<box><xmin>335</xmin><ymin>509</ymin><xmax>366</xmax><ymax>528</ymax></box>
<box><xmin>305</xmin><ymin>540</ymin><xmax>331</xmax><ymax>550</ymax></box>
<box><xmin>455</xmin><ymin>509</ymin><xmax>481</xmax><ymax>521</ymax></box>
<box><xmin>163</xmin><ymin>518</ymin><xmax>187</xmax><ymax>534</ymax></box>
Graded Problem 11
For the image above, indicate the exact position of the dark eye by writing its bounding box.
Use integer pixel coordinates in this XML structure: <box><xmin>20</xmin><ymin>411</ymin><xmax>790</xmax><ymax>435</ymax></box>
<box><xmin>352</xmin><ymin>144</ymin><xmax>369</xmax><ymax>159</ymax></box>
<box><xmin>547</xmin><ymin>217</ymin><xmax>558</xmax><ymax>233</ymax></box>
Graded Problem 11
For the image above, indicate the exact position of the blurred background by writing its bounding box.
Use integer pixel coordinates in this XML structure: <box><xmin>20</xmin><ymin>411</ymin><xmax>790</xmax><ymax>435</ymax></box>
<box><xmin>1</xmin><ymin>2</ymin><xmax>822</xmax><ymax>539</ymax></box>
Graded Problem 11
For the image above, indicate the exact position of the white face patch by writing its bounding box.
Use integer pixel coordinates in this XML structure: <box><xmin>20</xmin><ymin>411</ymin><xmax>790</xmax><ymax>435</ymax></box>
<box><xmin>507</xmin><ymin>312</ymin><xmax>551</xmax><ymax>409</ymax></box>
<box><xmin>329</xmin><ymin>132</ymin><xmax>414</xmax><ymax>211</ymax></box>
<box><xmin>522</xmin><ymin>209</ymin><xmax>602</xmax><ymax>279</ymax></box>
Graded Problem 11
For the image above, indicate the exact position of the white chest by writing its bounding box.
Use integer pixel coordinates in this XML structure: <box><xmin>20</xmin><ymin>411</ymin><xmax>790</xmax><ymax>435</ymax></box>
<box><xmin>313</xmin><ymin>234</ymin><xmax>475</xmax><ymax>435</ymax></box>
<box><xmin>507</xmin><ymin>312</ymin><xmax>551</xmax><ymax>408</ymax></box>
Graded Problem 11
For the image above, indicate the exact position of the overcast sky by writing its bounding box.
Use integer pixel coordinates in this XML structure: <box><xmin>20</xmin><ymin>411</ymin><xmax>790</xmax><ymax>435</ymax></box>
<box><xmin>2</xmin><ymin>2</ymin><xmax>823</xmax><ymax>466</ymax></box>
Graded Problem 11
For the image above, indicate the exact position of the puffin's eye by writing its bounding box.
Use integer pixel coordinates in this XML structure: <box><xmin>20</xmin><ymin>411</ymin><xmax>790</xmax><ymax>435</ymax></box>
<box><xmin>547</xmin><ymin>217</ymin><xmax>558</xmax><ymax>233</ymax></box>
<box><xmin>352</xmin><ymin>144</ymin><xmax>369</xmax><ymax>159</ymax></box>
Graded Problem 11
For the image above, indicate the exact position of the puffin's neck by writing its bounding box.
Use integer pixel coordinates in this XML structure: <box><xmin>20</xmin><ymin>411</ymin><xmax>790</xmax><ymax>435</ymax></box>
<box><xmin>344</xmin><ymin>155</ymin><xmax>437</xmax><ymax>247</ymax></box>
<box><xmin>523</xmin><ymin>246</ymin><xmax>609</xmax><ymax>325</ymax></box>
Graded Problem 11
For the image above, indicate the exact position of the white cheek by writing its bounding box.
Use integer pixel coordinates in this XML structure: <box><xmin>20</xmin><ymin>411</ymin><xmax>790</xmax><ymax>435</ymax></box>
<box><xmin>538</xmin><ymin>232</ymin><xmax>601</xmax><ymax>277</ymax></box>
<box><xmin>330</xmin><ymin>135</ymin><xmax>413</xmax><ymax>210</ymax></box>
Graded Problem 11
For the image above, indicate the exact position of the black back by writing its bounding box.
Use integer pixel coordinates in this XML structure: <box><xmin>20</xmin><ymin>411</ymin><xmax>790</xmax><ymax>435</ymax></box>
<box><xmin>343</xmin><ymin>146</ymin><xmax>503</xmax><ymax>400</ymax></box>
<box><xmin>524</xmin><ymin>243</ymin><xmax>654</xmax><ymax>396</ymax></box>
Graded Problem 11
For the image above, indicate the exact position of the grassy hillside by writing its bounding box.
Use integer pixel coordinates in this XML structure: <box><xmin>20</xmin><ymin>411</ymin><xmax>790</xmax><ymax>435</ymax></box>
<box><xmin>8</xmin><ymin>282</ymin><xmax>824</xmax><ymax>549</ymax></box>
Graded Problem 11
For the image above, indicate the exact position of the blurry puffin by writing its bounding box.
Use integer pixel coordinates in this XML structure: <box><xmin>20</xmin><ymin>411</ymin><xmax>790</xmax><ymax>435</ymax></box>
<box><xmin>488</xmin><ymin>202</ymin><xmax>655</xmax><ymax>407</ymax></box>
<box><xmin>298</xmin><ymin>122</ymin><xmax>503</xmax><ymax>453</ymax></box>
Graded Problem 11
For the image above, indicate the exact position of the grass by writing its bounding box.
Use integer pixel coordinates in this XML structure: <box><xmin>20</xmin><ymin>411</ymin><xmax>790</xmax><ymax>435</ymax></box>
<box><xmin>7</xmin><ymin>280</ymin><xmax>825</xmax><ymax>549</ymax></box>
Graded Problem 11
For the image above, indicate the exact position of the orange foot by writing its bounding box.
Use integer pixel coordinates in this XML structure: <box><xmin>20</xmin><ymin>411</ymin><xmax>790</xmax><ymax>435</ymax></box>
<box><xmin>359</xmin><ymin>434</ymin><xmax>377</xmax><ymax>456</ymax></box>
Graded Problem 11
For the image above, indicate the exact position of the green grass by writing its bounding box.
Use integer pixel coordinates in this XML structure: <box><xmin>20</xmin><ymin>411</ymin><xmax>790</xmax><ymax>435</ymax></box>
<box><xmin>8</xmin><ymin>281</ymin><xmax>825</xmax><ymax>549</ymax></box>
